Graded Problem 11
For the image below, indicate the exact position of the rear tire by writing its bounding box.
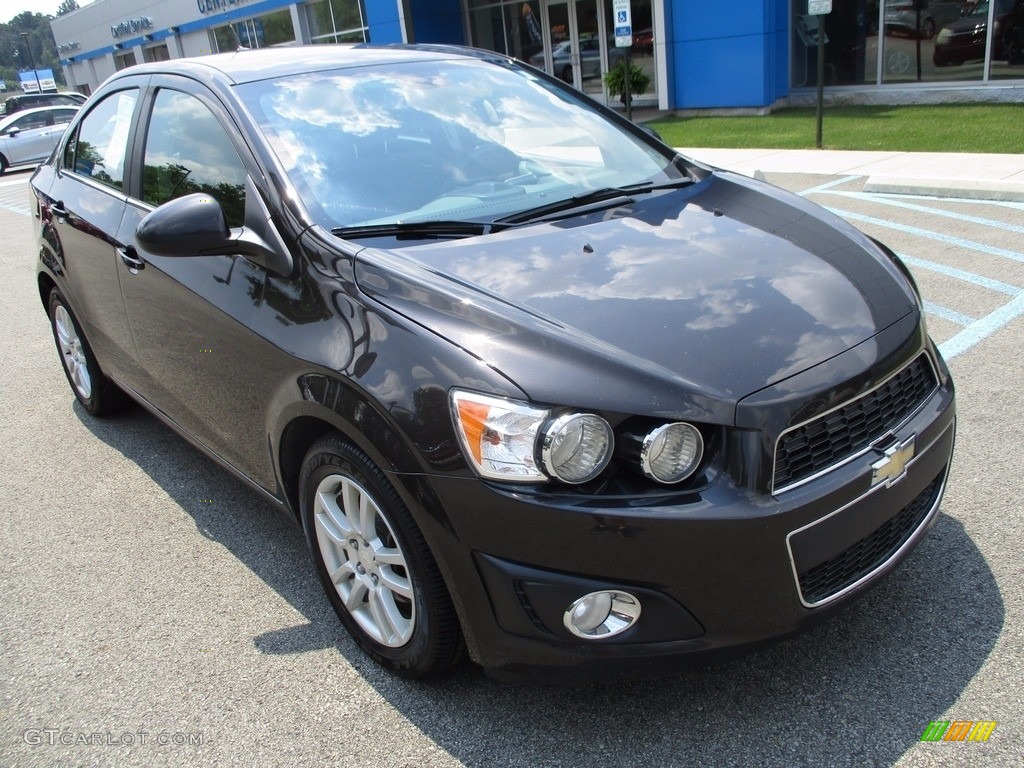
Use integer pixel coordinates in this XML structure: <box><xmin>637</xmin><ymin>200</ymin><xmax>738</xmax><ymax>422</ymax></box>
<box><xmin>48</xmin><ymin>288</ymin><xmax>127</xmax><ymax>416</ymax></box>
<box><xmin>299</xmin><ymin>433</ymin><xmax>463</xmax><ymax>678</ymax></box>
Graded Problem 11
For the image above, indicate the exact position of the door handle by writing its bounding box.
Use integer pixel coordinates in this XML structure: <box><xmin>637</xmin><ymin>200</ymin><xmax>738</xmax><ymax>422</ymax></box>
<box><xmin>118</xmin><ymin>245</ymin><xmax>145</xmax><ymax>272</ymax></box>
<box><xmin>51</xmin><ymin>201</ymin><xmax>69</xmax><ymax>219</ymax></box>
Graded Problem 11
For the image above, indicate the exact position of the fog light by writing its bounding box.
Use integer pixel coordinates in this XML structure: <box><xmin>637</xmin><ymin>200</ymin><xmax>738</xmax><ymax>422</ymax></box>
<box><xmin>563</xmin><ymin>590</ymin><xmax>641</xmax><ymax>639</ymax></box>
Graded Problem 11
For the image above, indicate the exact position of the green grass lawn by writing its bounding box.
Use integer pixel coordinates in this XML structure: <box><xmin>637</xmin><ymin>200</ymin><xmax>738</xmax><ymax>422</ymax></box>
<box><xmin>646</xmin><ymin>104</ymin><xmax>1024</xmax><ymax>154</ymax></box>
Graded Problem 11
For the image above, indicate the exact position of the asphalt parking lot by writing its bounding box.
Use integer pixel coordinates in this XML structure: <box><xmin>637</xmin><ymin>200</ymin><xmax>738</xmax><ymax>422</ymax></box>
<box><xmin>1</xmin><ymin>165</ymin><xmax>1022</xmax><ymax>767</ymax></box>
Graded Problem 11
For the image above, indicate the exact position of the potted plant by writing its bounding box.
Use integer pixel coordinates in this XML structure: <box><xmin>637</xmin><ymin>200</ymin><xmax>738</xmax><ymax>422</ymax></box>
<box><xmin>602</xmin><ymin>60</ymin><xmax>651</xmax><ymax>105</ymax></box>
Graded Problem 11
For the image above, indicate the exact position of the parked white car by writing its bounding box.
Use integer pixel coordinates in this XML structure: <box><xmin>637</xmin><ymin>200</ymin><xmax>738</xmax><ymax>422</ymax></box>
<box><xmin>0</xmin><ymin>105</ymin><xmax>79</xmax><ymax>174</ymax></box>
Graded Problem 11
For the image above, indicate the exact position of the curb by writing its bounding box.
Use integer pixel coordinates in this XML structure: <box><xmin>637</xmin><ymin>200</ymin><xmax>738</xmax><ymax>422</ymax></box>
<box><xmin>862</xmin><ymin>175</ymin><xmax>1024</xmax><ymax>202</ymax></box>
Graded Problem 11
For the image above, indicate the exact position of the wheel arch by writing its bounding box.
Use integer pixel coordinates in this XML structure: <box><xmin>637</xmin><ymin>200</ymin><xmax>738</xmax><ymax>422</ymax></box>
<box><xmin>274</xmin><ymin>375</ymin><xmax>446</xmax><ymax>525</ymax></box>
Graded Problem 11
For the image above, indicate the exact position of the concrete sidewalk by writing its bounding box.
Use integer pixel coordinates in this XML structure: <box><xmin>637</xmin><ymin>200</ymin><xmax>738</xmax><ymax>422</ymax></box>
<box><xmin>676</xmin><ymin>147</ymin><xmax>1024</xmax><ymax>202</ymax></box>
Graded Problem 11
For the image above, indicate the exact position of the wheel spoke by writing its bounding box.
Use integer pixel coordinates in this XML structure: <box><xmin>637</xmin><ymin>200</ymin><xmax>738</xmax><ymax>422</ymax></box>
<box><xmin>373</xmin><ymin>545</ymin><xmax>405</xmax><ymax>567</ymax></box>
<box><xmin>315</xmin><ymin>489</ymin><xmax>353</xmax><ymax>545</ymax></box>
<box><xmin>368</xmin><ymin>587</ymin><xmax>408</xmax><ymax>645</ymax></box>
<box><xmin>343</xmin><ymin>577</ymin><xmax>369</xmax><ymax>613</ymax></box>
<box><xmin>357</xmin><ymin>492</ymin><xmax>376</xmax><ymax>542</ymax></box>
<box><xmin>329</xmin><ymin>561</ymin><xmax>356</xmax><ymax>586</ymax></box>
<box><xmin>378</xmin><ymin>567</ymin><xmax>413</xmax><ymax>600</ymax></box>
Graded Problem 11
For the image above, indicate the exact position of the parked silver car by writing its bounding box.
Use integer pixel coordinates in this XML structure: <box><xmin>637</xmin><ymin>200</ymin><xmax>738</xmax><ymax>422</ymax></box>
<box><xmin>0</xmin><ymin>105</ymin><xmax>79</xmax><ymax>174</ymax></box>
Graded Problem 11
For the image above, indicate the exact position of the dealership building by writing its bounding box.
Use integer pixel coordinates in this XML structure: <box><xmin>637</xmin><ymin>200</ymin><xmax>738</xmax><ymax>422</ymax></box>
<box><xmin>51</xmin><ymin>0</ymin><xmax>1024</xmax><ymax>110</ymax></box>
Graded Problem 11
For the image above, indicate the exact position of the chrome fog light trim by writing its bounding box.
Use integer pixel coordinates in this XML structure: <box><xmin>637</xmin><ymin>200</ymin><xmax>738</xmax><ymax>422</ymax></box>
<box><xmin>641</xmin><ymin>422</ymin><xmax>704</xmax><ymax>484</ymax></box>
<box><xmin>563</xmin><ymin>590</ymin><xmax>641</xmax><ymax>639</ymax></box>
<box><xmin>540</xmin><ymin>412</ymin><xmax>613</xmax><ymax>484</ymax></box>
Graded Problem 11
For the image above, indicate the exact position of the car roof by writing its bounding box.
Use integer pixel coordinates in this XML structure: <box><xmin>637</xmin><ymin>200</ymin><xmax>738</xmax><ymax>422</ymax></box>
<box><xmin>105</xmin><ymin>44</ymin><xmax>506</xmax><ymax>88</ymax></box>
<box><xmin>0</xmin><ymin>103</ymin><xmax>79</xmax><ymax>127</ymax></box>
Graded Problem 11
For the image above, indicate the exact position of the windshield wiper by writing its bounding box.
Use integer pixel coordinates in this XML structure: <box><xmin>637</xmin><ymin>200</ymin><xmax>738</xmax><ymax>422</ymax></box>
<box><xmin>493</xmin><ymin>178</ymin><xmax>694</xmax><ymax>227</ymax></box>
<box><xmin>332</xmin><ymin>220</ymin><xmax>489</xmax><ymax>240</ymax></box>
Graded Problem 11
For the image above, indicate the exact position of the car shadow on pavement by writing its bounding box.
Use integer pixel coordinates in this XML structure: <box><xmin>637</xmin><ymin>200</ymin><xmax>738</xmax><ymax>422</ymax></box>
<box><xmin>78</xmin><ymin>403</ymin><xmax>1003</xmax><ymax>768</ymax></box>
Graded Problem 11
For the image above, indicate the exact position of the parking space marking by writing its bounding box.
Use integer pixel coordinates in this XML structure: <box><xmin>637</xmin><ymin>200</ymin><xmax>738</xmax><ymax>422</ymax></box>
<box><xmin>940</xmin><ymin>292</ymin><xmax>1024</xmax><ymax>361</ymax></box>
<box><xmin>0</xmin><ymin>179</ymin><xmax>30</xmax><ymax>217</ymax></box>
<box><xmin>923</xmin><ymin>301</ymin><xmax>975</xmax><ymax>328</ymax></box>
<box><xmin>821</xmin><ymin>207</ymin><xmax>1024</xmax><ymax>264</ymax></box>
<box><xmin>898</xmin><ymin>254</ymin><xmax>1021</xmax><ymax>296</ymax></box>
<box><xmin>796</xmin><ymin>175</ymin><xmax>862</xmax><ymax>196</ymax></box>
<box><xmin>824</xmin><ymin>191</ymin><xmax>1024</xmax><ymax>236</ymax></box>
<box><xmin>872</xmin><ymin>191</ymin><xmax>1024</xmax><ymax>212</ymax></box>
<box><xmin>793</xmin><ymin>178</ymin><xmax>1024</xmax><ymax>362</ymax></box>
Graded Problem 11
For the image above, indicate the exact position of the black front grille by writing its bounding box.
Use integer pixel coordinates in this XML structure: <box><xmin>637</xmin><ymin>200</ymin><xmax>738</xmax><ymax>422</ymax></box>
<box><xmin>797</xmin><ymin>473</ymin><xmax>942</xmax><ymax>605</ymax></box>
<box><xmin>774</xmin><ymin>356</ymin><xmax>938</xmax><ymax>490</ymax></box>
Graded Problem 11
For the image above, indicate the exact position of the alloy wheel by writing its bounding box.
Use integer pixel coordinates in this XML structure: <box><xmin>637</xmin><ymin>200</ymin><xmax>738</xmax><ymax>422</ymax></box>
<box><xmin>53</xmin><ymin>304</ymin><xmax>93</xmax><ymax>400</ymax></box>
<box><xmin>312</xmin><ymin>473</ymin><xmax>415</xmax><ymax>647</ymax></box>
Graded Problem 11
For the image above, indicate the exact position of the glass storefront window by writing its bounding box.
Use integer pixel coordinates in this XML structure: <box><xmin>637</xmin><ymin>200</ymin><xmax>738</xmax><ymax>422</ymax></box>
<box><xmin>603</xmin><ymin>0</ymin><xmax>656</xmax><ymax>99</ymax></box>
<box><xmin>305</xmin><ymin>0</ymin><xmax>369</xmax><ymax>44</ymax></box>
<box><xmin>793</xmin><ymin>0</ymin><xmax>1024</xmax><ymax>87</ymax></box>
<box><xmin>467</xmin><ymin>0</ymin><xmax>545</xmax><ymax>62</ymax></box>
<box><xmin>213</xmin><ymin>8</ymin><xmax>296</xmax><ymax>52</ymax></box>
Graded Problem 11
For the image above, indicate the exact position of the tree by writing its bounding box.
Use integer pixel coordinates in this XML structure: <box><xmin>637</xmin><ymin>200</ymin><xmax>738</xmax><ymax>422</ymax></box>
<box><xmin>56</xmin><ymin>0</ymin><xmax>79</xmax><ymax>17</ymax></box>
<box><xmin>0</xmin><ymin>11</ymin><xmax>65</xmax><ymax>90</ymax></box>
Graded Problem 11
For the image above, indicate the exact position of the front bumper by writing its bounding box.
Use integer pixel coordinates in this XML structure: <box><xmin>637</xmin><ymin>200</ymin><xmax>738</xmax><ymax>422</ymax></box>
<box><xmin>414</xmin><ymin>369</ymin><xmax>955</xmax><ymax>683</ymax></box>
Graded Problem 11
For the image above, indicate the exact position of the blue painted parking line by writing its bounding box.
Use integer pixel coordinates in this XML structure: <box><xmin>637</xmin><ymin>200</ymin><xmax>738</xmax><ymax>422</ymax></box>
<box><xmin>793</xmin><ymin>179</ymin><xmax>1024</xmax><ymax>362</ymax></box>
<box><xmin>923</xmin><ymin>301</ymin><xmax>975</xmax><ymax>328</ymax></box>
<box><xmin>797</xmin><ymin>175</ymin><xmax>862</xmax><ymax>196</ymax></box>
<box><xmin>821</xmin><ymin>207</ymin><xmax>1024</xmax><ymax>264</ymax></box>
<box><xmin>871</xmin><ymin>191</ymin><xmax>1024</xmax><ymax>212</ymax></box>
<box><xmin>940</xmin><ymin>292</ymin><xmax>1024</xmax><ymax>361</ymax></box>
<box><xmin>897</xmin><ymin>254</ymin><xmax>1021</xmax><ymax>296</ymax></box>
<box><xmin>822</xmin><ymin>191</ymin><xmax>1024</xmax><ymax>236</ymax></box>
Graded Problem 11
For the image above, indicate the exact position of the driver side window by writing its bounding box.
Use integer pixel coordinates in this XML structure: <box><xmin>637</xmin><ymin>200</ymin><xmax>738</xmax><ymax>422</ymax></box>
<box><xmin>141</xmin><ymin>89</ymin><xmax>247</xmax><ymax>228</ymax></box>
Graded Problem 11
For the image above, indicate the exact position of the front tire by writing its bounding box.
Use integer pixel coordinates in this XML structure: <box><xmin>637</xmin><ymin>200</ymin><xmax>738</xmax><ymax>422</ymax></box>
<box><xmin>48</xmin><ymin>288</ymin><xmax>126</xmax><ymax>416</ymax></box>
<box><xmin>299</xmin><ymin>434</ymin><xmax>462</xmax><ymax>678</ymax></box>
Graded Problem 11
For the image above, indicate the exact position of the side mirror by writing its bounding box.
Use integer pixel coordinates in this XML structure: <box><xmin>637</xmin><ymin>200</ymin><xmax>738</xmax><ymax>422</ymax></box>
<box><xmin>137</xmin><ymin>194</ymin><xmax>230</xmax><ymax>255</ymax></box>
<box><xmin>136</xmin><ymin>181</ymin><xmax>293</xmax><ymax>277</ymax></box>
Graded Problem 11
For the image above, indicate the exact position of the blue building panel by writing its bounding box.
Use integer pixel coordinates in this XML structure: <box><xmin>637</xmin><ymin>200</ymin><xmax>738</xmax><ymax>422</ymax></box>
<box><xmin>364</xmin><ymin>0</ymin><xmax>405</xmax><ymax>43</ymax></box>
<box><xmin>409</xmin><ymin>0</ymin><xmax>464</xmax><ymax>45</ymax></box>
<box><xmin>673</xmin><ymin>34</ymin><xmax>770</xmax><ymax>108</ymax></box>
<box><xmin>669</xmin><ymin>0</ymin><xmax>769</xmax><ymax>43</ymax></box>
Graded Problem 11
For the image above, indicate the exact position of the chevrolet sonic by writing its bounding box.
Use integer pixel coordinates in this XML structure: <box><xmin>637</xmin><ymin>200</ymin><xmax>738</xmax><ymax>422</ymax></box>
<box><xmin>32</xmin><ymin>45</ymin><xmax>956</xmax><ymax>681</ymax></box>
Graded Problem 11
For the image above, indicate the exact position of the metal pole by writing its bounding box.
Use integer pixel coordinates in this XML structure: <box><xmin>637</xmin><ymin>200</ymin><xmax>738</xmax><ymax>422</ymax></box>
<box><xmin>624</xmin><ymin>48</ymin><xmax>633</xmax><ymax>122</ymax></box>
<box><xmin>20</xmin><ymin>33</ymin><xmax>43</xmax><ymax>94</ymax></box>
<box><xmin>815</xmin><ymin>21</ymin><xmax>824</xmax><ymax>148</ymax></box>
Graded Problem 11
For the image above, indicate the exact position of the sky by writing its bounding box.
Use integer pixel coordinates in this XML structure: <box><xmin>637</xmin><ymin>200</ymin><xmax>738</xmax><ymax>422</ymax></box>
<box><xmin>0</xmin><ymin>0</ymin><xmax>94</xmax><ymax>25</ymax></box>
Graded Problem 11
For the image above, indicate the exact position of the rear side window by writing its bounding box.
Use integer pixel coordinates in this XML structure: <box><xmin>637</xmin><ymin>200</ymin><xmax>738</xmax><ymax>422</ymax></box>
<box><xmin>141</xmin><ymin>89</ymin><xmax>247</xmax><ymax>228</ymax></box>
<box><xmin>64</xmin><ymin>89</ymin><xmax>138</xmax><ymax>191</ymax></box>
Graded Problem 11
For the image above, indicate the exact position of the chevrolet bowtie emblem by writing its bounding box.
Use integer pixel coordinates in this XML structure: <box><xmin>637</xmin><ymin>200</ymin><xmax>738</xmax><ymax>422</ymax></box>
<box><xmin>871</xmin><ymin>436</ymin><xmax>916</xmax><ymax>488</ymax></box>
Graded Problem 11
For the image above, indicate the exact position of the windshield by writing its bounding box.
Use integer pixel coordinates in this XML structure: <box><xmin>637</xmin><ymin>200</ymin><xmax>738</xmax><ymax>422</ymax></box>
<box><xmin>236</xmin><ymin>56</ymin><xmax>682</xmax><ymax>231</ymax></box>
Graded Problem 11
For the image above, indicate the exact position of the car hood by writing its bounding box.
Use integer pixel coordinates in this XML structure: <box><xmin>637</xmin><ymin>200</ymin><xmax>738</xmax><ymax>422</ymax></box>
<box><xmin>351</xmin><ymin>172</ymin><xmax>917</xmax><ymax>423</ymax></box>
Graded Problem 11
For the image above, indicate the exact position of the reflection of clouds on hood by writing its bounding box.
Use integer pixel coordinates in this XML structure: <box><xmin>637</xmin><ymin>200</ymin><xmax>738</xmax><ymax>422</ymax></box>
<box><xmin>686</xmin><ymin>286</ymin><xmax>757</xmax><ymax>330</ymax></box>
<box><xmin>771</xmin><ymin>261</ymin><xmax>873</xmax><ymax>332</ymax></box>
<box><xmin>768</xmin><ymin>331</ymin><xmax>859</xmax><ymax>383</ymax></box>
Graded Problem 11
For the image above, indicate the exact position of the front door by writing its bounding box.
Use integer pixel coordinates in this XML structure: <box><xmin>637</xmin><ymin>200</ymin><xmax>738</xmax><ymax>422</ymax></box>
<box><xmin>544</xmin><ymin>0</ymin><xmax>608</xmax><ymax>100</ymax></box>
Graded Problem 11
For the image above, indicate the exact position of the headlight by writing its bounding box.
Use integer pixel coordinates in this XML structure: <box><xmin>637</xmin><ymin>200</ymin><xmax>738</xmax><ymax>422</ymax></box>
<box><xmin>541</xmin><ymin>412</ymin><xmax>614</xmax><ymax>484</ymax></box>
<box><xmin>451</xmin><ymin>390</ymin><xmax>613</xmax><ymax>484</ymax></box>
<box><xmin>639</xmin><ymin>422</ymin><xmax>704</xmax><ymax>484</ymax></box>
<box><xmin>936</xmin><ymin>28</ymin><xmax>952</xmax><ymax>44</ymax></box>
<box><xmin>451</xmin><ymin>391</ymin><xmax>548</xmax><ymax>481</ymax></box>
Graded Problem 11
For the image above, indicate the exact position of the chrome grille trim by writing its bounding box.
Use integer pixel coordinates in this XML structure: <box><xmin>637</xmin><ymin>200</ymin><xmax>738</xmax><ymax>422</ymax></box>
<box><xmin>772</xmin><ymin>353</ymin><xmax>939</xmax><ymax>495</ymax></box>
<box><xmin>785</xmin><ymin>422</ymin><xmax>952</xmax><ymax>609</ymax></box>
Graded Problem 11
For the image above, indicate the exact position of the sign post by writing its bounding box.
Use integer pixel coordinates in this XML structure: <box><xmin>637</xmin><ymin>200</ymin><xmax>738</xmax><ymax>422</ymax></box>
<box><xmin>807</xmin><ymin>0</ymin><xmax>832</xmax><ymax>149</ymax></box>
<box><xmin>612</xmin><ymin>0</ymin><xmax>633</xmax><ymax>120</ymax></box>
